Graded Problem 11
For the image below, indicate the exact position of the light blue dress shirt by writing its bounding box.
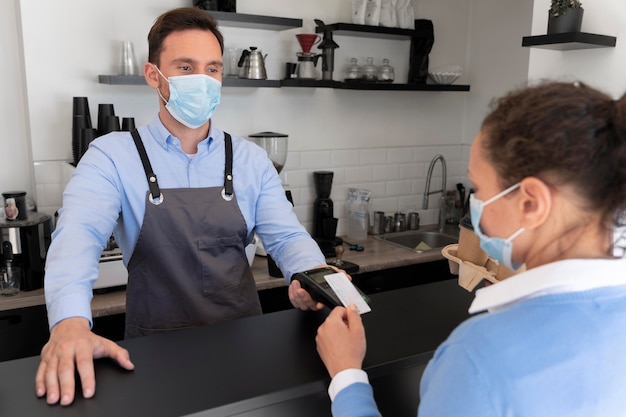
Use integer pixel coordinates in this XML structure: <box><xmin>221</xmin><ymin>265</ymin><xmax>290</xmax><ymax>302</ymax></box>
<box><xmin>45</xmin><ymin>117</ymin><xmax>325</xmax><ymax>329</ymax></box>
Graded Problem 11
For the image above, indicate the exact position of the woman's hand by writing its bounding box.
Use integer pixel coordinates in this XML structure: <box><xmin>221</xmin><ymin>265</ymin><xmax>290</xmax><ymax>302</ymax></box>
<box><xmin>316</xmin><ymin>305</ymin><xmax>366</xmax><ymax>377</ymax></box>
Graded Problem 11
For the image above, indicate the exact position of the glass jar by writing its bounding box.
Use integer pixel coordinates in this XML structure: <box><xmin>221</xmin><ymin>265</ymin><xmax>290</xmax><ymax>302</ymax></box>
<box><xmin>378</xmin><ymin>58</ymin><xmax>394</xmax><ymax>83</ymax></box>
<box><xmin>362</xmin><ymin>57</ymin><xmax>378</xmax><ymax>82</ymax></box>
<box><xmin>345</xmin><ymin>57</ymin><xmax>362</xmax><ymax>81</ymax></box>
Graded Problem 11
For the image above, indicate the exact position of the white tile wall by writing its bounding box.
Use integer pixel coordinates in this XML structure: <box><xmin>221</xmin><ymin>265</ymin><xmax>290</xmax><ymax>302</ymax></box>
<box><xmin>33</xmin><ymin>161</ymin><xmax>75</xmax><ymax>217</ymax></box>
<box><xmin>283</xmin><ymin>144</ymin><xmax>470</xmax><ymax>235</ymax></box>
<box><xmin>33</xmin><ymin>143</ymin><xmax>470</xmax><ymax>236</ymax></box>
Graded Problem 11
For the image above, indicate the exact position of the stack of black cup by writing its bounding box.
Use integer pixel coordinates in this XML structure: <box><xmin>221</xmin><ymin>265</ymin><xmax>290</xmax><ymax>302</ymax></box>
<box><xmin>71</xmin><ymin>97</ymin><xmax>94</xmax><ymax>166</ymax></box>
<box><xmin>71</xmin><ymin>97</ymin><xmax>136</xmax><ymax>165</ymax></box>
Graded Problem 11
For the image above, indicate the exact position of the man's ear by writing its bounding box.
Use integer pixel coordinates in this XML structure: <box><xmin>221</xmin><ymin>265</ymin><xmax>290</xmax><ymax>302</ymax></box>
<box><xmin>144</xmin><ymin>62</ymin><xmax>160</xmax><ymax>88</ymax></box>
<box><xmin>518</xmin><ymin>177</ymin><xmax>552</xmax><ymax>230</ymax></box>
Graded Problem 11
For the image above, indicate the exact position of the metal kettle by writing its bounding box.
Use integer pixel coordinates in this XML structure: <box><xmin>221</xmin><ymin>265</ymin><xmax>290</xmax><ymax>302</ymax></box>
<box><xmin>238</xmin><ymin>47</ymin><xmax>268</xmax><ymax>80</ymax></box>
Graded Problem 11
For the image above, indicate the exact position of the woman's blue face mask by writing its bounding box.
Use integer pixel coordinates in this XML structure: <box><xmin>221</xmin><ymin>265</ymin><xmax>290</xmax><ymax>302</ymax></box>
<box><xmin>469</xmin><ymin>183</ymin><xmax>524</xmax><ymax>271</ymax></box>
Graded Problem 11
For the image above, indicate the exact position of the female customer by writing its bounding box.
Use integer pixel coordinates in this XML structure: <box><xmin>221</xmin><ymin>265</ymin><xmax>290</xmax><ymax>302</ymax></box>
<box><xmin>316</xmin><ymin>81</ymin><xmax>626</xmax><ymax>416</ymax></box>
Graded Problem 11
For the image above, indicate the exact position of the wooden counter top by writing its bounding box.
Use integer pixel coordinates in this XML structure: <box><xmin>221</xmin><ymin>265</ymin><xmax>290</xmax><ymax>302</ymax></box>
<box><xmin>0</xmin><ymin>225</ymin><xmax>458</xmax><ymax>317</ymax></box>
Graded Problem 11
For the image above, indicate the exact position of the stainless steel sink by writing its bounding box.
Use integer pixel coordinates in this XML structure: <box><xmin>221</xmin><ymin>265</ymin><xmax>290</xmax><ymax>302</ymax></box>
<box><xmin>375</xmin><ymin>227</ymin><xmax>459</xmax><ymax>252</ymax></box>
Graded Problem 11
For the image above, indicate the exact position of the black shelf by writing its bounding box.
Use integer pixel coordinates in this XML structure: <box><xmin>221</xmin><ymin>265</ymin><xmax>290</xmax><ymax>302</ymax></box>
<box><xmin>99</xmin><ymin>16</ymin><xmax>471</xmax><ymax>92</ymax></box>
<box><xmin>281</xmin><ymin>79</ymin><xmax>470</xmax><ymax>91</ymax></box>
<box><xmin>315</xmin><ymin>22</ymin><xmax>418</xmax><ymax>40</ymax></box>
<box><xmin>340</xmin><ymin>82</ymin><xmax>470</xmax><ymax>91</ymax></box>
<box><xmin>99</xmin><ymin>75</ymin><xmax>469</xmax><ymax>91</ymax></box>
<box><xmin>208</xmin><ymin>11</ymin><xmax>302</xmax><ymax>30</ymax></box>
<box><xmin>98</xmin><ymin>75</ymin><xmax>146</xmax><ymax>85</ymax></box>
<box><xmin>306</xmin><ymin>22</ymin><xmax>469</xmax><ymax>91</ymax></box>
<box><xmin>222</xmin><ymin>77</ymin><xmax>281</xmax><ymax>87</ymax></box>
<box><xmin>280</xmin><ymin>79</ymin><xmax>342</xmax><ymax>88</ymax></box>
<box><xmin>522</xmin><ymin>32</ymin><xmax>617</xmax><ymax>50</ymax></box>
<box><xmin>98</xmin><ymin>75</ymin><xmax>282</xmax><ymax>88</ymax></box>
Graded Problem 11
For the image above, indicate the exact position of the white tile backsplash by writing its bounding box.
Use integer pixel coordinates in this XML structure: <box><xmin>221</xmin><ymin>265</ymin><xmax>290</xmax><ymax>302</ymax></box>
<box><xmin>359</xmin><ymin>149</ymin><xmax>386</xmax><ymax>165</ymax></box>
<box><xmin>385</xmin><ymin>180</ymin><xmax>413</xmax><ymax>197</ymax></box>
<box><xmin>33</xmin><ymin>161</ymin><xmax>74</xmax><ymax>216</ymax></box>
<box><xmin>300</xmin><ymin>150</ymin><xmax>333</xmax><ymax>169</ymax></box>
<box><xmin>33</xmin><ymin>144</ymin><xmax>469</xmax><ymax>236</ymax></box>
<box><xmin>387</xmin><ymin>147</ymin><xmax>414</xmax><ymax>164</ymax></box>
<box><xmin>399</xmin><ymin>163</ymin><xmax>423</xmax><ymax>180</ymax></box>
<box><xmin>373</xmin><ymin>165</ymin><xmax>399</xmax><ymax>182</ymax></box>
<box><xmin>345</xmin><ymin>166</ymin><xmax>374</xmax><ymax>183</ymax></box>
<box><xmin>331</xmin><ymin>150</ymin><xmax>360</xmax><ymax>167</ymax></box>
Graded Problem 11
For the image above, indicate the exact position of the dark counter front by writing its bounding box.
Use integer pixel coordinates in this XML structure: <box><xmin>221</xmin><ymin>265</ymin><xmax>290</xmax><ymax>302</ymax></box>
<box><xmin>0</xmin><ymin>279</ymin><xmax>474</xmax><ymax>417</ymax></box>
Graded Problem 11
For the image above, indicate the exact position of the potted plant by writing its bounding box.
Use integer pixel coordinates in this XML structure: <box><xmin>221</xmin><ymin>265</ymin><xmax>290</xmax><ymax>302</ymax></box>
<box><xmin>548</xmin><ymin>0</ymin><xmax>584</xmax><ymax>34</ymax></box>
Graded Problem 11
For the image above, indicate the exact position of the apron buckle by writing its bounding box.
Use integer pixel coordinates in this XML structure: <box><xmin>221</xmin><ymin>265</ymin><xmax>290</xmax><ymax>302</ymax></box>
<box><xmin>221</xmin><ymin>188</ymin><xmax>234</xmax><ymax>202</ymax></box>
<box><xmin>149</xmin><ymin>192</ymin><xmax>164</xmax><ymax>205</ymax></box>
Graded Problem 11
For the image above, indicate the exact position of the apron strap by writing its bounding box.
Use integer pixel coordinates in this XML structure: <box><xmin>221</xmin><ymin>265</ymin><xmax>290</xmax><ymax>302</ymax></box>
<box><xmin>131</xmin><ymin>129</ymin><xmax>163</xmax><ymax>205</ymax></box>
<box><xmin>131</xmin><ymin>129</ymin><xmax>233</xmax><ymax>204</ymax></box>
<box><xmin>222</xmin><ymin>132</ymin><xmax>234</xmax><ymax>201</ymax></box>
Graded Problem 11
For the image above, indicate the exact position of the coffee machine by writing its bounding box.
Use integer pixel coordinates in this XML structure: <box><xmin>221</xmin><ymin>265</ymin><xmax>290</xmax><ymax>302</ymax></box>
<box><xmin>0</xmin><ymin>212</ymin><xmax>53</xmax><ymax>291</ymax></box>
<box><xmin>312</xmin><ymin>171</ymin><xmax>342</xmax><ymax>257</ymax></box>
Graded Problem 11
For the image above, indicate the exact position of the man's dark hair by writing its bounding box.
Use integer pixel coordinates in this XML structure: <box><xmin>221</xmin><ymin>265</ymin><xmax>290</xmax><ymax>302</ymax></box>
<box><xmin>148</xmin><ymin>7</ymin><xmax>224</xmax><ymax>65</ymax></box>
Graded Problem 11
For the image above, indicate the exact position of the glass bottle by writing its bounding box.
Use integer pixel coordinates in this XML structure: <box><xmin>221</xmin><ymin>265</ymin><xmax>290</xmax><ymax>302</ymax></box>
<box><xmin>362</xmin><ymin>57</ymin><xmax>378</xmax><ymax>82</ymax></box>
<box><xmin>345</xmin><ymin>57</ymin><xmax>362</xmax><ymax>81</ymax></box>
<box><xmin>378</xmin><ymin>58</ymin><xmax>394</xmax><ymax>83</ymax></box>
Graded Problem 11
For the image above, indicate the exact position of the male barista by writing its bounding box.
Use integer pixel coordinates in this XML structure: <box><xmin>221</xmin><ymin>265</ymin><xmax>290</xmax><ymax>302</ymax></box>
<box><xmin>36</xmin><ymin>7</ymin><xmax>330</xmax><ymax>406</ymax></box>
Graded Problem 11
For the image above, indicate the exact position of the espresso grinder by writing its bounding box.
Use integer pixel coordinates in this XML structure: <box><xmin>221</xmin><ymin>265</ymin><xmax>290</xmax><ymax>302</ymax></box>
<box><xmin>249</xmin><ymin>131</ymin><xmax>292</xmax><ymax>204</ymax></box>
<box><xmin>249</xmin><ymin>132</ymin><xmax>292</xmax><ymax>277</ymax></box>
<box><xmin>312</xmin><ymin>171</ymin><xmax>342</xmax><ymax>257</ymax></box>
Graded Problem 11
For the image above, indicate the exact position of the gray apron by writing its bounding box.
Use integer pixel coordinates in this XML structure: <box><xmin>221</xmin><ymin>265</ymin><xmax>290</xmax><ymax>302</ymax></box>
<box><xmin>124</xmin><ymin>130</ymin><xmax>262</xmax><ymax>339</ymax></box>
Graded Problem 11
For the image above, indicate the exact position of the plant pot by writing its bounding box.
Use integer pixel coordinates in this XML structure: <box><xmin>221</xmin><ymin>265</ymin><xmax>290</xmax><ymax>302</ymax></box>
<box><xmin>547</xmin><ymin>7</ymin><xmax>584</xmax><ymax>34</ymax></box>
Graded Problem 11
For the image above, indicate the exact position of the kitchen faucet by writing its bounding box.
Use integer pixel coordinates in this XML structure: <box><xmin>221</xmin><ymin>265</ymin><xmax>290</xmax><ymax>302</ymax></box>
<box><xmin>422</xmin><ymin>154</ymin><xmax>447</xmax><ymax>232</ymax></box>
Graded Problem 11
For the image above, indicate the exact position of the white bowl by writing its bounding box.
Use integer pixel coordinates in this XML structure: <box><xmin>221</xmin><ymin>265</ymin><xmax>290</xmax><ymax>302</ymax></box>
<box><xmin>428</xmin><ymin>65</ymin><xmax>462</xmax><ymax>85</ymax></box>
<box><xmin>428</xmin><ymin>72</ymin><xmax>461</xmax><ymax>85</ymax></box>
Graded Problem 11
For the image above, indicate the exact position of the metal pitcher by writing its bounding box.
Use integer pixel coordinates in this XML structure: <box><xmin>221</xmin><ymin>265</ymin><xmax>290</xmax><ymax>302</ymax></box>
<box><xmin>238</xmin><ymin>47</ymin><xmax>267</xmax><ymax>79</ymax></box>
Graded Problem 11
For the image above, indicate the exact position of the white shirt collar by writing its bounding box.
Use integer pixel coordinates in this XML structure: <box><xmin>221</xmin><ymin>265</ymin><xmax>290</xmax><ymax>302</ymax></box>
<box><xmin>469</xmin><ymin>258</ymin><xmax>626</xmax><ymax>314</ymax></box>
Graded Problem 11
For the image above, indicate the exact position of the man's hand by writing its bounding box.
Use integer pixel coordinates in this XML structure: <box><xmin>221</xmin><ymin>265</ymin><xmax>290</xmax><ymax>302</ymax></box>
<box><xmin>288</xmin><ymin>278</ymin><xmax>325</xmax><ymax>311</ymax></box>
<box><xmin>288</xmin><ymin>264</ymin><xmax>350</xmax><ymax>311</ymax></box>
<box><xmin>316</xmin><ymin>305</ymin><xmax>366</xmax><ymax>377</ymax></box>
<box><xmin>35</xmin><ymin>317</ymin><xmax>134</xmax><ymax>406</ymax></box>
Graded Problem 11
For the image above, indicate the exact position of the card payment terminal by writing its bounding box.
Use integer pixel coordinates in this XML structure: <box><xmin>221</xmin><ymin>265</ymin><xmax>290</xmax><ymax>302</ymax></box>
<box><xmin>291</xmin><ymin>266</ymin><xmax>370</xmax><ymax>309</ymax></box>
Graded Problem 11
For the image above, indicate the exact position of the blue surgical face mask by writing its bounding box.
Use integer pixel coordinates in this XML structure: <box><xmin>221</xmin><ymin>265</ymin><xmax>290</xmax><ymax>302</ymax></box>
<box><xmin>155</xmin><ymin>66</ymin><xmax>221</xmax><ymax>129</ymax></box>
<box><xmin>469</xmin><ymin>183</ymin><xmax>524</xmax><ymax>271</ymax></box>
